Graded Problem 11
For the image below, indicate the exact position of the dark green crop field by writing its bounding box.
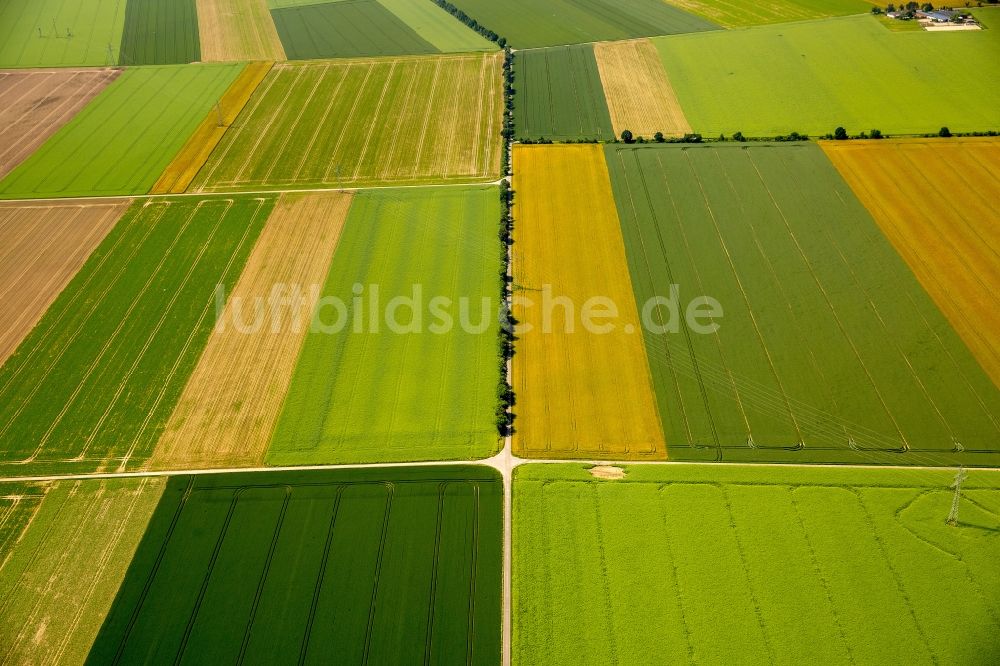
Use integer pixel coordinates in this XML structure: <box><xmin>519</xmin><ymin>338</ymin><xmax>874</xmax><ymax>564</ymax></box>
<box><xmin>604</xmin><ymin>143</ymin><xmax>1000</xmax><ymax>466</ymax></box>
<box><xmin>89</xmin><ymin>466</ymin><xmax>502</xmax><ymax>664</ymax></box>
<box><xmin>445</xmin><ymin>0</ymin><xmax>718</xmax><ymax>49</ymax></box>
<box><xmin>0</xmin><ymin>196</ymin><xmax>272</xmax><ymax>476</ymax></box>
<box><xmin>514</xmin><ymin>45</ymin><xmax>613</xmax><ymax>142</ymax></box>
<box><xmin>118</xmin><ymin>0</ymin><xmax>200</xmax><ymax>65</ymax></box>
<box><xmin>271</xmin><ymin>0</ymin><xmax>438</xmax><ymax>60</ymax></box>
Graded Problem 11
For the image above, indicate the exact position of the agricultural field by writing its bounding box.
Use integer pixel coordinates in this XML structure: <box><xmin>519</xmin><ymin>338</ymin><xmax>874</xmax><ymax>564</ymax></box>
<box><xmin>0</xmin><ymin>68</ymin><xmax>120</xmax><ymax>181</ymax></box>
<box><xmin>152</xmin><ymin>192</ymin><xmax>353</xmax><ymax>470</ymax></box>
<box><xmin>197</xmin><ymin>0</ymin><xmax>286</xmax><ymax>62</ymax></box>
<box><xmin>514</xmin><ymin>45</ymin><xmax>614</xmax><ymax>142</ymax></box>
<box><xmin>444</xmin><ymin>0</ymin><xmax>718</xmax><ymax>49</ymax></box>
<box><xmin>593</xmin><ymin>38</ymin><xmax>691</xmax><ymax>138</ymax></box>
<box><xmin>0</xmin><ymin>196</ymin><xmax>272</xmax><ymax>477</ymax></box>
<box><xmin>267</xmin><ymin>187</ymin><xmax>501</xmax><ymax>465</ymax></box>
<box><xmin>190</xmin><ymin>54</ymin><xmax>502</xmax><ymax>192</ymax></box>
<box><xmin>0</xmin><ymin>200</ymin><xmax>128</xmax><ymax>366</ymax></box>
<box><xmin>89</xmin><ymin>467</ymin><xmax>502</xmax><ymax>664</ymax></box>
<box><xmin>604</xmin><ymin>142</ymin><xmax>1000</xmax><ymax>465</ymax></box>
<box><xmin>512</xmin><ymin>145</ymin><xmax>665</xmax><ymax>460</ymax></box>
<box><xmin>653</xmin><ymin>15</ymin><xmax>1000</xmax><ymax>137</ymax></box>
<box><xmin>0</xmin><ymin>64</ymin><xmax>244</xmax><ymax>199</ymax></box>
<box><xmin>0</xmin><ymin>477</ymin><xmax>164</xmax><ymax>665</ymax></box>
<box><xmin>823</xmin><ymin>138</ymin><xmax>1000</xmax><ymax>388</ymax></box>
<box><xmin>376</xmin><ymin>0</ymin><xmax>496</xmax><ymax>52</ymax></box>
<box><xmin>151</xmin><ymin>61</ymin><xmax>272</xmax><ymax>194</ymax></box>
<box><xmin>513</xmin><ymin>464</ymin><xmax>1000</xmax><ymax>665</ymax></box>
<box><xmin>118</xmin><ymin>0</ymin><xmax>200</xmax><ymax>65</ymax></box>
<box><xmin>0</xmin><ymin>0</ymin><xmax>127</xmax><ymax>68</ymax></box>
<box><xmin>663</xmin><ymin>0</ymin><xmax>874</xmax><ymax>28</ymax></box>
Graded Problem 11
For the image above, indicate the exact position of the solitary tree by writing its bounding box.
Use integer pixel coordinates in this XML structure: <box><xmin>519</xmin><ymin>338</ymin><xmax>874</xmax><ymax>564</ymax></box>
<box><xmin>733</xmin><ymin>131</ymin><xmax>746</xmax><ymax>142</ymax></box>
<box><xmin>939</xmin><ymin>126</ymin><xmax>952</xmax><ymax>137</ymax></box>
<box><xmin>870</xmin><ymin>129</ymin><xmax>883</xmax><ymax>139</ymax></box>
<box><xmin>621</xmin><ymin>129</ymin><xmax>635</xmax><ymax>144</ymax></box>
<box><xmin>834</xmin><ymin>126</ymin><xmax>849</xmax><ymax>140</ymax></box>
<box><xmin>654</xmin><ymin>131</ymin><xmax>665</xmax><ymax>143</ymax></box>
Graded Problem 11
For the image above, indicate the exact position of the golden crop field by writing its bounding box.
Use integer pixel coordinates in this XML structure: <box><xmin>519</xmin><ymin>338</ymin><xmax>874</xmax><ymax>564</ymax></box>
<box><xmin>151</xmin><ymin>192</ymin><xmax>353</xmax><ymax>469</ymax></box>
<box><xmin>823</xmin><ymin>138</ymin><xmax>1000</xmax><ymax>387</ymax></box>
<box><xmin>593</xmin><ymin>38</ymin><xmax>691</xmax><ymax>138</ymax></box>
<box><xmin>196</xmin><ymin>0</ymin><xmax>286</xmax><ymax>62</ymax></box>
<box><xmin>511</xmin><ymin>144</ymin><xmax>666</xmax><ymax>460</ymax></box>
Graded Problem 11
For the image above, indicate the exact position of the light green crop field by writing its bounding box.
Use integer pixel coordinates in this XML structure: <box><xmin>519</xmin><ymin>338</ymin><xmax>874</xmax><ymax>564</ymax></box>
<box><xmin>654</xmin><ymin>15</ymin><xmax>1000</xmax><ymax>136</ymax></box>
<box><xmin>0</xmin><ymin>64</ymin><xmax>244</xmax><ymax>199</ymax></box>
<box><xmin>604</xmin><ymin>143</ymin><xmax>1000</xmax><ymax>466</ymax></box>
<box><xmin>190</xmin><ymin>54</ymin><xmax>502</xmax><ymax>192</ymax></box>
<box><xmin>377</xmin><ymin>0</ymin><xmax>496</xmax><ymax>52</ymax></box>
<box><xmin>0</xmin><ymin>0</ymin><xmax>127</xmax><ymax>68</ymax></box>
<box><xmin>0</xmin><ymin>196</ymin><xmax>272</xmax><ymax>477</ymax></box>
<box><xmin>663</xmin><ymin>0</ymin><xmax>874</xmax><ymax>28</ymax></box>
<box><xmin>514</xmin><ymin>464</ymin><xmax>1000</xmax><ymax>665</ymax></box>
<box><xmin>267</xmin><ymin>186</ymin><xmax>502</xmax><ymax>465</ymax></box>
<box><xmin>0</xmin><ymin>477</ymin><xmax>164</xmax><ymax>665</ymax></box>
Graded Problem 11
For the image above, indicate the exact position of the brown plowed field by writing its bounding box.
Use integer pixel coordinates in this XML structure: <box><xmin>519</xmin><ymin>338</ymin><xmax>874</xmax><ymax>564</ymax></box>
<box><xmin>0</xmin><ymin>68</ymin><xmax>120</xmax><ymax>181</ymax></box>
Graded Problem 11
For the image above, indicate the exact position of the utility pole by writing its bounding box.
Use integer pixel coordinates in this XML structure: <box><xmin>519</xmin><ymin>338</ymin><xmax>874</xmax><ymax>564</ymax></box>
<box><xmin>215</xmin><ymin>101</ymin><xmax>224</xmax><ymax>127</ymax></box>
<box><xmin>106</xmin><ymin>44</ymin><xmax>115</xmax><ymax>67</ymax></box>
<box><xmin>946</xmin><ymin>467</ymin><xmax>967</xmax><ymax>526</ymax></box>
<box><xmin>52</xmin><ymin>19</ymin><xmax>58</xmax><ymax>38</ymax></box>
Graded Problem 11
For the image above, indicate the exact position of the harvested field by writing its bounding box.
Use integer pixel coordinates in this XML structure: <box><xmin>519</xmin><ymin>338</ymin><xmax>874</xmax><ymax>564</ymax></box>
<box><xmin>0</xmin><ymin>477</ymin><xmax>164</xmax><ymax>665</ymax></box>
<box><xmin>653</xmin><ymin>15</ymin><xmax>1000</xmax><ymax>136</ymax></box>
<box><xmin>514</xmin><ymin>45</ymin><xmax>614</xmax><ymax>142</ymax></box>
<box><xmin>663</xmin><ymin>0</ymin><xmax>873</xmax><ymax>28</ymax></box>
<box><xmin>0</xmin><ymin>68</ymin><xmax>120</xmax><ymax>181</ymax></box>
<box><xmin>271</xmin><ymin>0</ymin><xmax>438</xmax><ymax>60</ymax></box>
<box><xmin>0</xmin><ymin>64</ymin><xmax>244</xmax><ymax>199</ymax></box>
<box><xmin>151</xmin><ymin>62</ymin><xmax>272</xmax><ymax>195</ymax></box>
<box><xmin>191</xmin><ymin>54</ymin><xmax>502</xmax><ymax>191</ymax></box>
<box><xmin>90</xmin><ymin>467</ymin><xmax>502</xmax><ymax>664</ymax></box>
<box><xmin>823</xmin><ymin>138</ymin><xmax>1000</xmax><ymax>388</ymax></box>
<box><xmin>593</xmin><ymin>38</ymin><xmax>691</xmax><ymax>138</ymax></box>
<box><xmin>0</xmin><ymin>201</ymin><xmax>128</xmax><ymax>366</ymax></box>
<box><xmin>119</xmin><ymin>0</ymin><xmax>200</xmax><ymax>65</ymax></box>
<box><xmin>267</xmin><ymin>187</ymin><xmax>501</xmax><ymax>465</ymax></box>
<box><xmin>443</xmin><ymin>0</ymin><xmax>718</xmax><ymax>49</ymax></box>
<box><xmin>197</xmin><ymin>0</ymin><xmax>286</xmax><ymax>62</ymax></box>
<box><xmin>152</xmin><ymin>192</ymin><xmax>352</xmax><ymax>470</ymax></box>
<box><xmin>511</xmin><ymin>145</ymin><xmax>665</xmax><ymax>460</ymax></box>
<box><xmin>0</xmin><ymin>196</ymin><xmax>273</xmax><ymax>477</ymax></box>
<box><xmin>514</xmin><ymin>464</ymin><xmax>1000</xmax><ymax>665</ymax></box>
<box><xmin>604</xmin><ymin>143</ymin><xmax>1000</xmax><ymax>466</ymax></box>
<box><xmin>0</xmin><ymin>0</ymin><xmax>128</xmax><ymax>68</ymax></box>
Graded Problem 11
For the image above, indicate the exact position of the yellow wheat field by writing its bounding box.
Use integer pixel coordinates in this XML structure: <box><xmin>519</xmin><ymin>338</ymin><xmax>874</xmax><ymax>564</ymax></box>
<box><xmin>151</xmin><ymin>62</ymin><xmax>273</xmax><ymax>194</ymax></box>
<box><xmin>823</xmin><ymin>138</ymin><xmax>1000</xmax><ymax>387</ymax></box>
<box><xmin>593</xmin><ymin>38</ymin><xmax>691</xmax><ymax>139</ymax></box>
<box><xmin>151</xmin><ymin>192</ymin><xmax>353</xmax><ymax>469</ymax></box>
<box><xmin>197</xmin><ymin>0</ymin><xmax>286</xmax><ymax>62</ymax></box>
<box><xmin>512</xmin><ymin>144</ymin><xmax>666</xmax><ymax>460</ymax></box>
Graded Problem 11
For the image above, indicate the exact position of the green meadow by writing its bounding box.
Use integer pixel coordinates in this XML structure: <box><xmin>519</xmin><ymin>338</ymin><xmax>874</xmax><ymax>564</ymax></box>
<box><xmin>654</xmin><ymin>15</ymin><xmax>1000</xmax><ymax>136</ymax></box>
<box><xmin>0</xmin><ymin>197</ymin><xmax>272</xmax><ymax>476</ymax></box>
<box><xmin>514</xmin><ymin>463</ymin><xmax>1000</xmax><ymax>665</ymax></box>
<box><xmin>0</xmin><ymin>64</ymin><xmax>243</xmax><ymax>199</ymax></box>
<box><xmin>663</xmin><ymin>0</ymin><xmax>874</xmax><ymax>28</ymax></box>
<box><xmin>90</xmin><ymin>467</ymin><xmax>502</xmax><ymax>664</ymax></box>
<box><xmin>267</xmin><ymin>186</ymin><xmax>502</xmax><ymax>465</ymax></box>
<box><xmin>604</xmin><ymin>143</ymin><xmax>1000</xmax><ymax>466</ymax></box>
<box><xmin>0</xmin><ymin>0</ymin><xmax>127</xmax><ymax>68</ymax></box>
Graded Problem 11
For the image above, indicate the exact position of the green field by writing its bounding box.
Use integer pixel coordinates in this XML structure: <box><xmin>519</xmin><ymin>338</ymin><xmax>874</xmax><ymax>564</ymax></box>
<box><xmin>604</xmin><ymin>143</ymin><xmax>1000</xmax><ymax>466</ymax></box>
<box><xmin>89</xmin><ymin>466</ymin><xmax>502</xmax><ymax>663</ymax></box>
<box><xmin>444</xmin><ymin>0</ymin><xmax>718</xmax><ymax>49</ymax></box>
<box><xmin>0</xmin><ymin>0</ymin><xmax>127</xmax><ymax>68</ymax></box>
<box><xmin>1</xmin><ymin>478</ymin><xmax>164</xmax><ymax>664</ymax></box>
<box><xmin>663</xmin><ymin>0</ymin><xmax>873</xmax><ymax>28</ymax></box>
<box><xmin>653</xmin><ymin>15</ymin><xmax>1000</xmax><ymax>136</ymax></box>
<box><xmin>0</xmin><ymin>64</ymin><xmax>244</xmax><ymax>199</ymax></box>
<box><xmin>514</xmin><ymin>463</ymin><xmax>1000</xmax><ymax>665</ymax></box>
<box><xmin>190</xmin><ymin>55</ymin><xmax>502</xmax><ymax>192</ymax></box>
<box><xmin>515</xmin><ymin>45</ymin><xmax>614</xmax><ymax>141</ymax></box>
<box><xmin>377</xmin><ymin>0</ymin><xmax>496</xmax><ymax>52</ymax></box>
<box><xmin>118</xmin><ymin>0</ymin><xmax>200</xmax><ymax>65</ymax></box>
<box><xmin>0</xmin><ymin>196</ymin><xmax>272</xmax><ymax>476</ymax></box>
<box><xmin>271</xmin><ymin>0</ymin><xmax>439</xmax><ymax>59</ymax></box>
<box><xmin>267</xmin><ymin>187</ymin><xmax>502</xmax><ymax>465</ymax></box>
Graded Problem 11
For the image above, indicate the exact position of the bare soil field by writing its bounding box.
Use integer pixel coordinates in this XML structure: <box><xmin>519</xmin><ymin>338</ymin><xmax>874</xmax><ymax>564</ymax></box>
<box><xmin>594</xmin><ymin>39</ymin><xmax>691</xmax><ymax>138</ymax></box>
<box><xmin>0</xmin><ymin>68</ymin><xmax>120</xmax><ymax>181</ymax></box>
<box><xmin>197</xmin><ymin>0</ymin><xmax>286</xmax><ymax>62</ymax></box>
<box><xmin>0</xmin><ymin>200</ymin><xmax>129</xmax><ymax>366</ymax></box>
<box><xmin>151</xmin><ymin>192</ymin><xmax>353</xmax><ymax>469</ymax></box>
